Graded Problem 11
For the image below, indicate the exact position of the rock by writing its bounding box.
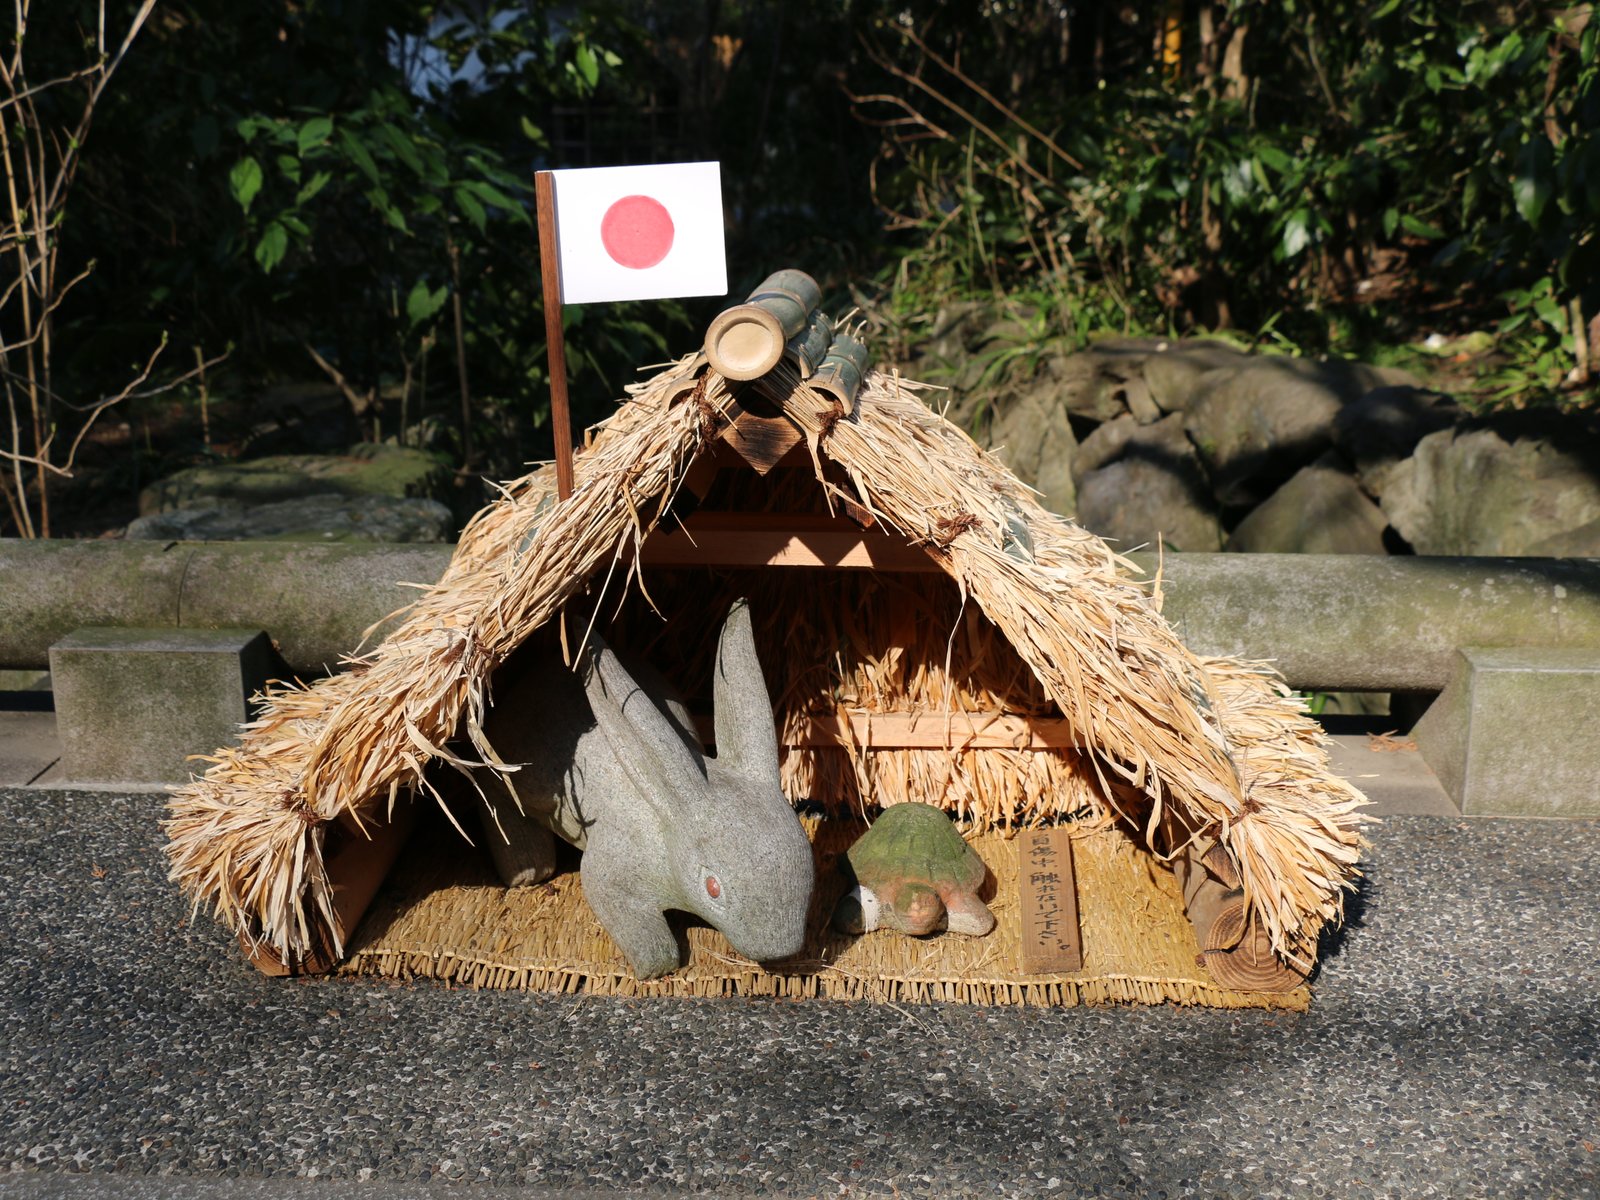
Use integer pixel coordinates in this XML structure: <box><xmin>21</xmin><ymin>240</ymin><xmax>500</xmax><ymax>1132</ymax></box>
<box><xmin>140</xmin><ymin>444</ymin><xmax>453</xmax><ymax>516</ymax></box>
<box><xmin>1119</xmin><ymin>374</ymin><xmax>1163</xmax><ymax>424</ymax></box>
<box><xmin>1527</xmin><ymin>516</ymin><xmax>1600</xmax><ymax>557</ymax></box>
<box><xmin>1072</xmin><ymin>414</ymin><xmax>1139</xmax><ymax>483</ymax></box>
<box><xmin>1379</xmin><ymin>425</ymin><xmax>1600</xmax><ymax>555</ymax></box>
<box><xmin>1038</xmin><ymin>352</ymin><xmax>1125</xmax><ymax>423</ymax></box>
<box><xmin>1032</xmin><ymin>422</ymin><xmax>1078</xmax><ymax>517</ymax></box>
<box><xmin>1331</xmin><ymin>385</ymin><xmax>1460</xmax><ymax>497</ymax></box>
<box><xmin>983</xmin><ymin>387</ymin><xmax>1078</xmax><ymax>516</ymax></box>
<box><xmin>1184</xmin><ymin>356</ymin><xmax>1410</xmax><ymax>507</ymax></box>
<box><xmin>1073</xmin><ymin>413</ymin><xmax>1222</xmax><ymax>552</ymax></box>
<box><xmin>1142</xmin><ymin>341</ymin><xmax>1252</xmax><ymax>414</ymax></box>
<box><xmin>125</xmin><ymin>494</ymin><xmax>455</xmax><ymax>543</ymax></box>
<box><xmin>1226</xmin><ymin>453</ymin><xmax>1390</xmax><ymax>554</ymax></box>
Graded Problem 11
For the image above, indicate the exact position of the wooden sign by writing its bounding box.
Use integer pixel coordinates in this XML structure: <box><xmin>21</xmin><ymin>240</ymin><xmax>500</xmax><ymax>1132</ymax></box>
<box><xmin>1019</xmin><ymin>826</ymin><xmax>1082</xmax><ymax>974</ymax></box>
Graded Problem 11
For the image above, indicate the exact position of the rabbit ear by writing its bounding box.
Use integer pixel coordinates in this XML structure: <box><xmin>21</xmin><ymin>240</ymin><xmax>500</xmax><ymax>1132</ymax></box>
<box><xmin>711</xmin><ymin>599</ymin><xmax>782</xmax><ymax>783</ymax></box>
<box><xmin>583</xmin><ymin>637</ymin><xmax>707</xmax><ymax>816</ymax></box>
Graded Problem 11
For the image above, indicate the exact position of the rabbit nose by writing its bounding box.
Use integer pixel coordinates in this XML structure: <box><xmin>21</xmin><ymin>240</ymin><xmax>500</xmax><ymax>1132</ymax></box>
<box><xmin>734</xmin><ymin>914</ymin><xmax>807</xmax><ymax>963</ymax></box>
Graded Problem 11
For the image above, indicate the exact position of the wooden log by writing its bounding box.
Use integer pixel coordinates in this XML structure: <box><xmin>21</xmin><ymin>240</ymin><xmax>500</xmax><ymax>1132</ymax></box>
<box><xmin>244</xmin><ymin>800</ymin><xmax>418</xmax><ymax>976</ymax></box>
<box><xmin>1173</xmin><ymin>844</ymin><xmax>1307</xmax><ymax>993</ymax></box>
<box><xmin>704</xmin><ymin>269</ymin><xmax>822</xmax><ymax>380</ymax></box>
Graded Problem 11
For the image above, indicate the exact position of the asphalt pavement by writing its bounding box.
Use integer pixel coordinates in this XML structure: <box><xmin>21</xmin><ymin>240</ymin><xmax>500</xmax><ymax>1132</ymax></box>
<box><xmin>1</xmin><ymin>788</ymin><xmax>1597</xmax><ymax>1199</ymax></box>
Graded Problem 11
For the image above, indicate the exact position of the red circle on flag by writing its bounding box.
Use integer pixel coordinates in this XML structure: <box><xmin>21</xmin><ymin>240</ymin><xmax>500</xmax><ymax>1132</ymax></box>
<box><xmin>600</xmin><ymin>195</ymin><xmax>675</xmax><ymax>270</ymax></box>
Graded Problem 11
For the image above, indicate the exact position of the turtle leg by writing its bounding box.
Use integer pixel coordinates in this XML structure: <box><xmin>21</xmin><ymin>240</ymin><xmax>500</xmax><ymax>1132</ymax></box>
<box><xmin>941</xmin><ymin>886</ymin><xmax>996</xmax><ymax>936</ymax></box>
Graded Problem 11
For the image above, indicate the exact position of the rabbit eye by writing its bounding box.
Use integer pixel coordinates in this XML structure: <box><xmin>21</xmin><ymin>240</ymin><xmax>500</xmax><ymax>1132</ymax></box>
<box><xmin>704</xmin><ymin>873</ymin><xmax>722</xmax><ymax>900</ymax></box>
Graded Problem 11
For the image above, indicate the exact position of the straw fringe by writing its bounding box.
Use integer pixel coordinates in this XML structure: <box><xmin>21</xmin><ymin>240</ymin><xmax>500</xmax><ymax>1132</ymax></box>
<box><xmin>166</xmin><ymin>354</ymin><xmax>1368</xmax><ymax>975</ymax></box>
<box><xmin>340</xmin><ymin>819</ymin><xmax>1309</xmax><ymax>1012</ymax></box>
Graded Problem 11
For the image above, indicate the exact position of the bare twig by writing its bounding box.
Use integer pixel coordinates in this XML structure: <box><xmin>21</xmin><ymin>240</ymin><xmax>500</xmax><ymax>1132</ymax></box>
<box><xmin>0</xmin><ymin>0</ymin><xmax>159</xmax><ymax>536</ymax></box>
<box><xmin>448</xmin><ymin>235</ymin><xmax>474</xmax><ymax>467</ymax></box>
<box><xmin>304</xmin><ymin>341</ymin><xmax>377</xmax><ymax>418</ymax></box>
<box><xmin>899</xmin><ymin>25</ymin><xmax>1085</xmax><ymax>171</ymax></box>
<box><xmin>858</xmin><ymin>34</ymin><xmax>1056</xmax><ymax>195</ymax></box>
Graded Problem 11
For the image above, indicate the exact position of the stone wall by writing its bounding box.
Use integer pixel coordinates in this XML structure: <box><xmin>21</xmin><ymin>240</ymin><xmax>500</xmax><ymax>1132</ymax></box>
<box><xmin>910</xmin><ymin>312</ymin><xmax>1600</xmax><ymax>558</ymax></box>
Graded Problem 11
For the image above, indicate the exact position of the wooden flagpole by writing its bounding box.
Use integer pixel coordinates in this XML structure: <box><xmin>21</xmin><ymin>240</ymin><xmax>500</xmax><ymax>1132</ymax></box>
<box><xmin>534</xmin><ymin>170</ymin><xmax>575</xmax><ymax>501</ymax></box>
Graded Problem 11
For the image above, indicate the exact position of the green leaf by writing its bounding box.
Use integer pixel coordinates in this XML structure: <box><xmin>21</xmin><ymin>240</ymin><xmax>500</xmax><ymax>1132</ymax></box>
<box><xmin>453</xmin><ymin>185</ymin><xmax>487</xmax><ymax>233</ymax></box>
<box><xmin>338</xmin><ymin>129</ymin><xmax>382</xmax><ymax>187</ymax></box>
<box><xmin>1513</xmin><ymin>138</ymin><xmax>1554</xmax><ymax>226</ymax></box>
<box><xmin>276</xmin><ymin>154</ymin><xmax>301</xmax><ymax>184</ymax></box>
<box><xmin>406</xmin><ymin>279</ymin><xmax>450</xmax><ymax>327</ymax></box>
<box><xmin>1256</xmin><ymin>145</ymin><xmax>1293</xmax><ymax>174</ymax></box>
<box><xmin>367</xmin><ymin>188</ymin><xmax>409</xmax><ymax>233</ymax></box>
<box><xmin>1280</xmin><ymin>209</ymin><xmax>1312</xmax><ymax>259</ymax></box>
<box><xmin>297</xmin><ymin>116</ymin><xmax>333</xmax><ymax>155</ymax></box>
<box><xmin>1382</xmin><ymin>207</ymin><xmax>1400</xmax><ymax>239</ymax></box>
<box><xmin>519</xmin><ymin>116</ymin><xmax>546</xmax><ymax>144</ymax></box>
<box><xmin>1372</xmin><ymin>0</ymin><xmax>1403</xmax><ymax>17</ymax></box>
<box><xmin>1400</xmin><ymin>213</ymin><xmax>1445</xmax><ymax>239</ymax></box>
<box><xmin>229</xmin><ymin>157</ymin><xmax>264</xmax><ymax>213</ymax></box>
<box><xmin>378</xmin><ymin>124</ymin><xmax>426</xmax><ymax>176</ymax></box>
<box><xmin>460</xmin><ymin>178</ymin><xmax>525</xmax><ymax>214</ymax></box>
<box><xmin>296</xmin><ymin>170</ymin><xmax>332</xmax><ymax>205</ymax></box>
<box><xmin>575</xmin><ymin>43</ymin><xmax>599</xmax><ymax>88</ymax></box>
<box><xmin>254</xmin><ymin>222</ymin><xmax>289</xmax><ymax>273</ymax></box>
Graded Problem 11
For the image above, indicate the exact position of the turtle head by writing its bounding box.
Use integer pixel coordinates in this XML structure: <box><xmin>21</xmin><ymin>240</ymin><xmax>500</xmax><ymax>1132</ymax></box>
<box><xmin>831</xmin><ymin>883</ymin><xmax>882</xmax><ymax>934</ymax></box>
<box><xmin>889</xmin><ymin>882</ymin><xmax>946</xmax><ymax>936</ymax></box>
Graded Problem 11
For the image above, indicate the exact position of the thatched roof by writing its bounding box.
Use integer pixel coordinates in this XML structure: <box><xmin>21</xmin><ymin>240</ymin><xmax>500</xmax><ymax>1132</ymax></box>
<box><xmin>165</xmin><ymin>355</ymin><xmax>1368</xmax><ymax>971</ymax></box>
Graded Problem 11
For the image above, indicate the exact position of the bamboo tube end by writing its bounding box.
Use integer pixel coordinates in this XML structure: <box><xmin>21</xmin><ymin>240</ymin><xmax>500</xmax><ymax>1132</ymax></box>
<box><xmin>705</xmin><ymin>306</ymin><xmax>786</xmax><ymax>380</ymax></box>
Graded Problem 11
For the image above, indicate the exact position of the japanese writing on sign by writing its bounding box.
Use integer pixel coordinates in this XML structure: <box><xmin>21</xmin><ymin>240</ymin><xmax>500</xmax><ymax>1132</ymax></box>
<box><xmin>1019</xmin><ymin>826</ymin><xmax>1082</xmax><ymax>974</ymax></box>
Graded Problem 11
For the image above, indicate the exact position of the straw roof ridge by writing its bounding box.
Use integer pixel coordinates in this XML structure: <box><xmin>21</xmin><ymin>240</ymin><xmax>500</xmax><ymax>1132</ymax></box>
<box><xmin>165</xmin><ymin>353</ymin><xmax>1368</xmax><ymax>974</ymax></box>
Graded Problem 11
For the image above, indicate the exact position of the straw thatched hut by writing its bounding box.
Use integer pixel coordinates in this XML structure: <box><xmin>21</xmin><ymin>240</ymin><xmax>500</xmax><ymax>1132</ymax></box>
<box><xmin>165</xmin><ymin>347</ymin><xmax>1368</xmax><ymax>995</ymax></box>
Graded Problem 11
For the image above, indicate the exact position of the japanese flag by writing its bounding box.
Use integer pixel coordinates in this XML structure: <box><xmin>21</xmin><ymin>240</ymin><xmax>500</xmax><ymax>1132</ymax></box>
<box><xmin>550</xmin><ymin>161</ymin><xmax>728</xmax><ymax>305</ymax></box>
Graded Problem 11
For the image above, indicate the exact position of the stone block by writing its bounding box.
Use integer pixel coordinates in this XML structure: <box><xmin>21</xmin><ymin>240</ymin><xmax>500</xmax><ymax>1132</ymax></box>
<box><xmin>49</xmin><ymin>627</ymin><xmax>277</xmax><ymax>786</ymax></box>
<box><xmin>1413</xmin><ymin>647</ymin><xmax>1600</xmax><ymax>817</ymax></box>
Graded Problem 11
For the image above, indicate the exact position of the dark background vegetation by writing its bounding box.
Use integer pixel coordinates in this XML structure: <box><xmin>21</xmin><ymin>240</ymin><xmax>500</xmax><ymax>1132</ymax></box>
<box><xmin>3</xmin><ymin>0</ymin><xmax>1596</xmax><ymax>536</ymax></box>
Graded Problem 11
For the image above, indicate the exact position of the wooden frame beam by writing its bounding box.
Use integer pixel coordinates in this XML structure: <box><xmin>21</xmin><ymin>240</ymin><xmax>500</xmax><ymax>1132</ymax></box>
<box><xmin>691</xmin><ymin>709</ymin><xmax>1080</xmax><ymax>751</ymax></box>
<box><xmin>640</xmin><ymin>511</ymin><xmax>941</xmax><ymax>572</ymax></box>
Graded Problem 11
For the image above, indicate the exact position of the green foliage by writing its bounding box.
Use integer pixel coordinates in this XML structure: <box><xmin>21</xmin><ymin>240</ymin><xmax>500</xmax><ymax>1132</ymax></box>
<box><xmin>855</xmin><ymin>1</ymin><xmax>1598</xmax><ymax>407</ymax></box>
<box><xmin>52</xmin><ymin>0</ymin><xmax>686</xmax><ymax>478</ymax></box>
<box><xmin>27</xmin><ymin>0</ymin><xmax>1599</xmax><ymax>518</ymax></box>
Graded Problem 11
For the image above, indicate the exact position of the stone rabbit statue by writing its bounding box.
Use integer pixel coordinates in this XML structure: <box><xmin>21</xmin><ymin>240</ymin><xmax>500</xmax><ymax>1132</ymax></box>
<box><xmin>472</xmin><ymin>600</ymin><xmax>814</xmax><ymax>979</ymax></box>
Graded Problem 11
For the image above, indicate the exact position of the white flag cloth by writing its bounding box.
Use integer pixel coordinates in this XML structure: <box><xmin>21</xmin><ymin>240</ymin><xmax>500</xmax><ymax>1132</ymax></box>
<box><xmin>549</xmin><ymin>161</ymin><xmax>728</xmax><ymax>305</ymax></box>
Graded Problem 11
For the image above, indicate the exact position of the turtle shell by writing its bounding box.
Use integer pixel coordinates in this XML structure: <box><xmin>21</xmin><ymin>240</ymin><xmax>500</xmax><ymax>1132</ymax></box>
<box><xmin>846</xmin><ymin>803</ymin><xmax>987</xmax><ymax>895</ymax></box>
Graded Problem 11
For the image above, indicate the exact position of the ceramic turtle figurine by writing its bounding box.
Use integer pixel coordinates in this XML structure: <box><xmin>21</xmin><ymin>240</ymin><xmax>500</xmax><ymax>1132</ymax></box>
<box><xmin>832</xmin><ymin>803</ymin><xmax>996</xmax><ymax>937</ymax></box>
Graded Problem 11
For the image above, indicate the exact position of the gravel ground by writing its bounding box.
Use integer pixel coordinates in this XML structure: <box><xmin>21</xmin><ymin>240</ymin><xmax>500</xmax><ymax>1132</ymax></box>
<box><xmin>1</xmin><ymin>788</ymin><xmax>1597</xmax><ymax>1199</ymax></box>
